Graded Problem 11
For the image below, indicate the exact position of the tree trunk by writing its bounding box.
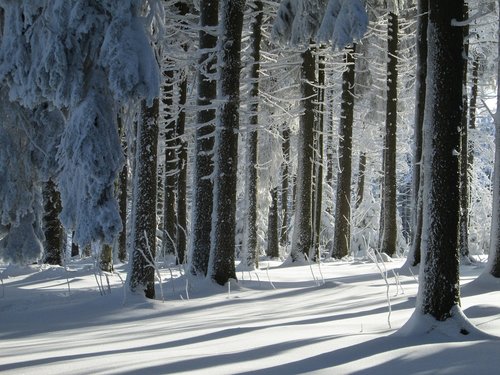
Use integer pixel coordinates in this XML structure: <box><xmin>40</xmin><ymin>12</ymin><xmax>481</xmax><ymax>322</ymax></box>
<box><xmin>267</xmin><ymin>186</ymin><xmax>280</xmax><ymax>258</ymax></box>
<box><xmin>209</xmin><ymin>0</ymin><xmax>246</xmax><ymax>285</ymax></box>
<box><xmin>355</xmin><ymin>152</ymin><xmax>366</xmax><ymax>208</ymax></box>
<box><xmin>189</xmin><ymin>0</ymin><xmax>218</xmax><ymax>276</ymax></box>
<box><xmin>128</xmin><ymin>99</ymin><xmax>159</xmax><ymax>299</ymax></box>
<box><xmin>468</xmin><ymin>56</ymin><xmax>479</xmax><ymax>167</ymax></box>
<box><xmin>418</xmin><ymin>0</ymin><xmax>464</xmax><ymax>320</ymax></box>
<box><xmin>459</xmin><ymin>3</ymin><xmax>470</xmax><ymax>261</ymax></box>
<box><xmin>43</xmin><ymin>179</ymin><xmax>64</xmax><ymax>266</ymax></box>
<box><xmin>407</xmin><ymin>0</ymin><xmax>428</xmax><ymax>268</ymax></box>
<box><xmin>280</xmin><ymin>126</ymin><xmax>290</xmax><ymax>247</ymax></box>
<box><xmin>100</xmin><ymin>243</ymin><xmax>113</xmax><ymax>272</ymax></box>
<box><xmin>245</xmin><ymin>0</ymin><xmax>263</xmax><ymax>268</ymax></box>
<box><xmin>162</xmin><ymin>67</ymin><xmax>178</xmax><ymax>260</ymax></box>
<box><xmin>71</xmin><ymin>232</ymin><xmax>79</xmax><ymax>257</ymax></box>
<box><xmin>380</xmin><ymin>12</ymin><xmax>398</xmax><ymax>257</ymax></box>
<box><xmin>313</xmin><ymin>52</ymin><xmax>325</xmax><ymax>260</ymax></box>
<box><xmin>117</xmin><ymin>116</ymin><xmax>128</xmax><ymax>263</ymax></box>
<box><xmin>332</xmin><ymin>46</ymin><xmax>356</xmax><ymax>259</ymax></box>
<box><xmin>176</xmin><ymin>69</ymin><xmax>188</xmax><ymax>265</ymax></box>
<box><xmin>487</xmin><ymin>5</ymin><xmax>500</xmax><ymax>278</ymax></box>
<box><xmin>290</xmin><ymin>47</ymin><xmax>316</xmax><ymax>261</ymax></box>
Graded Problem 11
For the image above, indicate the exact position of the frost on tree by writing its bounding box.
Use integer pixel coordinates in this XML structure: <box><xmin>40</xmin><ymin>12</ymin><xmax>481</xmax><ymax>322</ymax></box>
<box><xmin>0</xmin><ymin>1</ymin><xmax>160</xmax><ymax>255</ymax></box>
<box><xmin>209</xmin><ymin>0</ymin><xmax>246</xmax><ymax>285</ymax></box>
<box><xmin>0</xmin><ymin>88</ymin><xmax>64</xmax><ymax>264</ymax></box>
<box><xmin>413</xmin><ymin>0</ymin><xmax>467</xmax><ymax>325</ymax></box>
<box><xmin>273</xmin><ymin>0</ymin><xmax>368</xmax><ymax>49</ymax></box>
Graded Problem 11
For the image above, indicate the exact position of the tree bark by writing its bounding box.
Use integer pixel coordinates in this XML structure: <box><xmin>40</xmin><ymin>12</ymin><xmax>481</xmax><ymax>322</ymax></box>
<box><xmin>189</xmin><ymin>0</ymin><xmax>218</xmax><ymax>276</ymax></box>
<box><xmin>290</xmin><ymin>47</ymin><xmax>316</xmax><ymax>261</ymax></box>
<box><xmin>128</xmin><ymin>99</ymin><xmax>159</xmax><ymax>299</ymax></box>
<box><xmin>459</xmin><ymin>3</ymin><xmax>470</xmax><ymax>261</ymax></box>
<box><xmin>332</xmin><ymin>46</ymin><xmax>355</xmax><ymax>259</ymax></box>
<box><xmin>267</xmin><ymin>186</ymin><xmax>280</xmax><ymax>258</ymax></box>
<box><xmin>117</xmin><ymin>116</ymin><xmax>128</xmax><ymax>263</ymax></box>
<box><xmin>355</xmin><ymin>152</ymin><xmax>366</xmax><ymax>208</ymax></box>
<box><xmin>43</xmin><ymin>179</ymin><xmax>64</xmax><ymax>266</ymax></box>
<box><xmin>313</xmin><ymin>52</ymin><xmax>325</xmax><ymax>260</ymax></box>
<box><xmin>209</xmin><ymin>0</ymin><xmax>246</xmax><ymax>285</ymax></box>
<box><xmin>100</xmin><ymin>243</ymin><xmax>113</xmax><ymax>272</ymax></box>
<box><xmin>245</xmin><ymin>0</ymin><xmax>263</xmax><ymax>268</ymax></box>
<box><xmin>280</xmin><ymin>126</ymin><xmax>290</xmax><ymax>247</ymax></box>
<box><xmin>380</xmin><ymin>12</ymin><xmax>398</xmax><ymax>257</ymax></box>
<box><xmin>407</xmin><ymin>0</ymin><xmax>428</xmax><ymax>268</ymax></box>
<box><xmin>162</xmin><ymin>67</ymin><xmax>178</xmax><ymax>260</ymax></box>
<box><xmin>487</xmin><ymin>4</ymin><xmax>500</xmax><ymax>278</ymax></box>
<box><xmin>419</xmin><ymin>0</ymin><xmax>464</xmax><ymax>320</ymax></box>
<box><xmin>176</xmin><ymin>68</ymin><xmax>188</xmax><ymax>265</ymax></box>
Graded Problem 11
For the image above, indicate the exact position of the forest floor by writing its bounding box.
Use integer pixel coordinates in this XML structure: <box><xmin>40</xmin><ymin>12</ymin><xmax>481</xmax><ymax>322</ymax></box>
<box><xmin>1</xmin><ymin>255</ymin><xmax>500</xmax><ymax>374</ymax></box>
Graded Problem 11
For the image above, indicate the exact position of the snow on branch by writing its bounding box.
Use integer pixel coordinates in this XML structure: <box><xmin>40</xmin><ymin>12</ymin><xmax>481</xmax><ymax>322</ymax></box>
<box><xmin>56</xmin><ymin>91</ymin><xmax>124</xmax><ymax>247</ymax></box>
<box><xmin>317</xmin><ymin>0</ymin><xmax>368</xmax><ymax>50</ymax></box>
<box><xmin>272</xmin><ymin>0</ymin><xmax>368</xmax><ymax>50</ymax></box>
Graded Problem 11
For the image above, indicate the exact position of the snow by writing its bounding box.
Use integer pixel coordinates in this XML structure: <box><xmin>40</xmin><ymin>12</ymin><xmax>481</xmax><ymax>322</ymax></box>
<box><xmin>1</xmin><ymin>258</ymin><xmax>499</xmax><ymax>374</ymax></box>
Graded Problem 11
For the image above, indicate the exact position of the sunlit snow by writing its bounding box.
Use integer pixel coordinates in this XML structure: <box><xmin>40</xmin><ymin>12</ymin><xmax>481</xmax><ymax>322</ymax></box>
<box><xmin>1</xmin><ymin>258</ymin><xmax>499</xmax><ymax>374</ymax></box>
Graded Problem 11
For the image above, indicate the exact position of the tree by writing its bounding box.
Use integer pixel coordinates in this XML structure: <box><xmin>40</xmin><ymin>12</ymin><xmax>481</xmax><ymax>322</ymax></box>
<box><xmin>290</xmin><ymin>47</ymin><xmax>316</xmax><ymax>261</ymax></box>
<box><xmin>379</xmin><ymin>9</ymin><xmax>399</xmax><ymax>257</ymax></box>
<box><xmin>312</xmin><ymin>52</ymin><xmax>326</xmax><ymax>259</ymax></box>
<box><xmin>0</xmin><ymin>1</ymin><xmax>160</xmax><ymax>265</ymax></box>
<box><xmin>244</xmin><ymin>0</ymin><xmax>264</xmax><ymax>268</ymax></box>
<box><xmin>162</xmin><ymin>67</ymin><xmax>178</xmax><ymax>260</ymax></box>
<box><xmin>416</xmin><ymin>0</ymin><xmax>465</xmax><ymax>323</ymax></box>
<box><xmin>189</xmin><ymin>0</ymin><xmax>219</xmax><ymax>277</ymax></box>
<box><xmin>267</xmin><ymin>186</ymin><xmax>280</xmax><ymax>258</ymax></box>
<box><xmin>117</xmin><ymin>116</ymin><xmax>128</xmax><ymax>263</ymax></box>
<box><xmin>486</xmin><ymin>1</ymin><xmax>500</xmax><ymax>278</ymax></box>
<box><xmin>272</xmin><ymin>0</ymin><xmax>369</xmax><ymax>261</ymax></box>
<box><xmin>128</xmin><ymin>99</ymin><xmax>160</xmax><ymax>299</ymax></box>
<box><xmin>175</xmin><ymin>1</ymin><xmax>191</xmax><ymax>266</ymax></box>
<box><xmin>332</xmin><ymin>46</ymin><xmax>356</xmax><ymax>259</ymax></box>
<box><xmin>0</xmin><ymin>96</ymin><xmax>55</xmax><ymax>264</ymax></box>
<box><xmin>280</xmin><ymin>126</ymin><xmax>291</xmax><ymax>247</ymax></box>
<box><xmin>43</xmin><ymin>179</ymin><xmax>64</xmax><ymax>266</ymax></box>
<box><xmin>209</xmin><ymin>0</ymin><xmax>246</xmax><ymax>285</ymax></box>
<box><xmin>459</xmin><ymin>3</ymin><xmax>471</xmax><ymax>262</ymax></box>
<box><xmin>403</xmin><ymin>0</ymin><xmax>427</xmax><ymax>269</ymax></box>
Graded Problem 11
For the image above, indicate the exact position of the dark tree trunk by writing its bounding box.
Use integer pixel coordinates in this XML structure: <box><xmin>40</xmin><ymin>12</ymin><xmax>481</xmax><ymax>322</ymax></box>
<box><xmin>117</xmin><ymin>116</ymin><xmax>128</xmax><ymax>263</ymax></box>
<box><xmin>43</xmin><ymin>179</ymin><xmax>64</xmax><ymax>266</ymax></box>
<box><xmin>332</xmin><ymin>46</ymin><xmax>356</xmax><ymax>259</ymax></box>
<box><xmin>162</xmin><ymin>67</ymin><xmax>178</xmax><ymax>260</ymax></box>
<box><xmin>380</xmin><ymin>12</ymin><xmax>399</xmax><ymax>257</ymax></box>
<box><xmin>468</xmin><ymin>56</ymin><xmax>479</xmax><ymax>167</ymax></box>
<box><xmin>419</xmin><ymin>0</ymin><xmax>464</xmax><ymax>320</ymax></box>
<box><xmin>210</xmin><ymin>0</ymin><xmax>245</xmax><ymax>285</ymax></box>
<box><xmin>128</xmin><ymin>99</ymin><xmax>159</xmax><ymax>299</ymax></box>
<box><xmin>245</xmin><ymin>0</ymin><xmax>263</xmax><ymax>268</ymax></box>
<box><xmin>313</xmin><ymin>52</ymin><xmax>325</xmax><ymax>260</ymax></box>
<box><xmin>459</xmin><ymin>3</ymin><xmax>470</xmax><ymax>261</ymax></box>
<box><xmin>176</xmin><ymin>69</ymin><xmax>188</xmax><ymax>265</ymax></box>
<box><xmin>168</xmin><ymin>0</ymin><xmax>190</xmax><ymax>266</ymax></box>
<box><xmin>280</xmin><ymin>126</ymin><xmax>290</xmax><ymax>247</ymax></box>
<box><xmin>291</xmin><ymin>47</ymin><xmax>316</xmax><ymax>261</ymax></box>
<box><xmin>189</xmin><ymin>0</ymin><xmax>218</xmax><ymax>276</ymax></box>
<box><xmin>355</xmin><ymin>152</ymin><xmax>366</xmax><ymax>208</ymax></box>
<box><xmin>267</xmin><ymin>186</ymin><xmax>280</xmax><ymax>258</ymax></box>
<box><xmin>407</xmin><ymin>0</ymin><xmax>428</xmax><ymax>267</ymax></box>
<box><xmin>100</xmin><ymin>244</ymin><xmax>113</xmax><ymax>272</ymax></box>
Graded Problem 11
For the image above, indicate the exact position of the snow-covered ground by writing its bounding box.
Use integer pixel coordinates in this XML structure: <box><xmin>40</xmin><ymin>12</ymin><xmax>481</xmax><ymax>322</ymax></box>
<box><xmin>1</xmin><ymin>257</ymin><xmax>499</xmax><ymax>374</ymax></box>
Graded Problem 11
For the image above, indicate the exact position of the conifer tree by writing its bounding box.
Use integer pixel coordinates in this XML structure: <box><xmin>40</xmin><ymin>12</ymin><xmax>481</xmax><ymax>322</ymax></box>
<box><xmin>209</xmin><ymin>0</ymin><xmax>246</xmax><ymax>285</ymax></box>
<box><xmin>190</xmin><ymin>0</ymin><xmax>219</xmax><ymax>276</ymax></box>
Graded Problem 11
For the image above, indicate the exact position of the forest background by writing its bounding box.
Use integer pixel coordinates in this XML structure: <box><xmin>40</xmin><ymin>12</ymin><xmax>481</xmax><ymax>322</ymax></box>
<box><xmin>1</xmin><ymin>0</ymin><xmax>500</xmax><ymax>343</ymax></box>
